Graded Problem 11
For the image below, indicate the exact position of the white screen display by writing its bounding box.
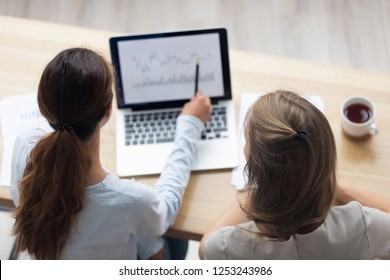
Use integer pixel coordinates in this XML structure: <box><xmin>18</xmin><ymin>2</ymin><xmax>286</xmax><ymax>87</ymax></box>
<box><xmin>117</xmin><ymin>33</ymin><xmax>224</xmax><ymax>105</ymax></box>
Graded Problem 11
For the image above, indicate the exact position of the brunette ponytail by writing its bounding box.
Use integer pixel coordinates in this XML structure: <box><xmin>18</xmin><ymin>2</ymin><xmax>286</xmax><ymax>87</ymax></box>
<box><xmin>13</xmin><ymin>48</ymin><xmax>113</xmax><ymax>259</ymax></box>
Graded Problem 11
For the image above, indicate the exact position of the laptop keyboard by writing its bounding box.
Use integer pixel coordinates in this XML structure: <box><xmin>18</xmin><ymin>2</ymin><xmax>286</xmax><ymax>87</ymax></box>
<box><xmin>125</xmin><ymin>106</ymin><xmax>228</xmax><ymax>146</ymax></box>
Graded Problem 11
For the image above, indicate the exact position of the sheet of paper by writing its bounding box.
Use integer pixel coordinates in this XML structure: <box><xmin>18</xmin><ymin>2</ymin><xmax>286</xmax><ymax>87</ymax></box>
<box><xmin>231</xmin><ymin>93</ymin><xmax>325</xmax><ymax>190</ymax></box>
<box><xmin>0</xmin><ymin>93</ymin><xmax>50</xmax><ymax>186</ymax></box>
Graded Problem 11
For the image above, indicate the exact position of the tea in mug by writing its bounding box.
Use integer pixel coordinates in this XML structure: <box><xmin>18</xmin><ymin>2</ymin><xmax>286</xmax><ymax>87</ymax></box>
<box><xmin>344</xmin><ymin>103</ymin><xmax>372</xmax><ymax>123</ymax></box>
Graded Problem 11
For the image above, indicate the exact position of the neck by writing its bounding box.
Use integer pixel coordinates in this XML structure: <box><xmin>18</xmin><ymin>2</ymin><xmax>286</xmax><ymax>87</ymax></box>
<box><xmin>82</xmin><ymin>128</ymin><xmax>107</xmax><ymax>186</ymax></box>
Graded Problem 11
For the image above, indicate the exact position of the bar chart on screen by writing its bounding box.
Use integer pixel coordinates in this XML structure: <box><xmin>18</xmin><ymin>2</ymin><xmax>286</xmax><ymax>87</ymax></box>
<box><xmin>133</xmin><ymin>72</ymin><xmax>215</xmax><ymax>88</ymax></box>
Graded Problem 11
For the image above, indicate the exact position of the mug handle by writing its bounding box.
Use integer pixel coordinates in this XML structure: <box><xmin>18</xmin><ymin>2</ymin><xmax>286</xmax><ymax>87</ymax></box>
<box><xmin>368</xmin><ymin>123</ymin><xmax>379</xmax><ymax>136</ymax></box>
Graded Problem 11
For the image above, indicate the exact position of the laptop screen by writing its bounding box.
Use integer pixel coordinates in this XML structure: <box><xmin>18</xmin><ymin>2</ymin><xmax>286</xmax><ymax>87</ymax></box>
<box><xmin>109</xmin><ymin>28</ymin><xmax>232</xmax><ymax>109</ymax></box>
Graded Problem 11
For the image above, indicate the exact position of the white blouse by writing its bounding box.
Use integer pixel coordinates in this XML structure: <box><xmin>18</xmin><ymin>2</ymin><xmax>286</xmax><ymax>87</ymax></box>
<box><xmin>11</xmin><ymin>115</ymin><xmax>204</xmax><ymax>259</ymax></box>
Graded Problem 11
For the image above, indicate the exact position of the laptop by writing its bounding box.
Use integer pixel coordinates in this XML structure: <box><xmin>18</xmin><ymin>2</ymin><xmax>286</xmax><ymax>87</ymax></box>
<box><xmin>109</xmin><ymin>28</ymin><xmax>238</xmax><ymax>177</ymax></box>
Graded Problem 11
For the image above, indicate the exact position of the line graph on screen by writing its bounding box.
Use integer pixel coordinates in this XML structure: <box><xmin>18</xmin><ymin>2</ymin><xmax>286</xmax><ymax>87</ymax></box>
<box><xmin>129</xmin><ymin>51</ymin><xmax>215</xmax><ymax>89</ymax></box>
<box><xmin>131</xmin><ymin>52</ymin><xmax>212</xmax><ymax>73</ymax></box>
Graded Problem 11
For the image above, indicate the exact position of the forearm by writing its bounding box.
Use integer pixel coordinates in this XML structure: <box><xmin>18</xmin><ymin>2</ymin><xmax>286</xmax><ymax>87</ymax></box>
<box><xmin>336</xmin><ymin>185</ymin><xmax>390</xmax><ymax>213</ymax></box>
<box><xmin>154</xmin><ymin>115</ymin><xmax>204</xmax><ymax>228</ymax></box>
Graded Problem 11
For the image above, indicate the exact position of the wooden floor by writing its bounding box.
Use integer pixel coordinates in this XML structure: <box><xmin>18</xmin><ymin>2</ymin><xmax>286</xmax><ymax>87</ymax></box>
<box><xmin>0</xmin><ymin>0</ymin><xmax>389</xmax><ymax>72</ymax></box>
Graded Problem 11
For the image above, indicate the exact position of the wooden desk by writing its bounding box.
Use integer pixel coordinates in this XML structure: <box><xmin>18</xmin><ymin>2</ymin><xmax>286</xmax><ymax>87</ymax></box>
<box><xmin>1</xmin><ymin>16</ymin><xmax>390</xmax><ymax>240</ymax></box>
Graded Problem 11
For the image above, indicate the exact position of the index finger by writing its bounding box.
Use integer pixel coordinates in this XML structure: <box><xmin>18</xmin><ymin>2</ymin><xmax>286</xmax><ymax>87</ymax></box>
<box><xmin>195</xmin><ymin>91</ymin><xmax>205</xmax><ymax>99</ymax></box>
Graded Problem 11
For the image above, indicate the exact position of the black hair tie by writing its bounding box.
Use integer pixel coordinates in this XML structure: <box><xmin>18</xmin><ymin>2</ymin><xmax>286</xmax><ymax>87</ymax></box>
<box><xmin>56</xmin><ymin>121</ymin><xmax>74</xmax><ymax>132</ymax></box>
<box><xmin>296</xmin><ymin>129</ymin><xmax>307</xmax><ymax>140</ymax></box>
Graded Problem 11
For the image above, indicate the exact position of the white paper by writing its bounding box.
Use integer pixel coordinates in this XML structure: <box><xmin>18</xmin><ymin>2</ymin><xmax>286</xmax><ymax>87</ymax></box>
<box><xmin>231</xmin><ymin>93</ymin><xmax>325</xmax><ymax>190</ymax></box>
<box><xmin>0</xmin><ymin>93</ymin><xmax>50</xmax><ymax>186</ymax></box>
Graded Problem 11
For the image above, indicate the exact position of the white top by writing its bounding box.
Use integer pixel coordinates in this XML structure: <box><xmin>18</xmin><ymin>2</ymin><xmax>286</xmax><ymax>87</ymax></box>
<box><xmin>10</xmin><ymin>115</ymin><xmax>204</xmax><ymax>260</ymax></box>
<box><xmin>205</xmin><ymin>201</ymin><xmax>390</xmax><ymax>259</ymax></box>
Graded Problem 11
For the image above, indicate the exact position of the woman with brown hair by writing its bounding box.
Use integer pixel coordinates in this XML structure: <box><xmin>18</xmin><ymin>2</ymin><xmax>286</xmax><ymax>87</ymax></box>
<box><xmin>10</xmin><ymin>47</ymin><xmax>211</xmax><ymax>259</ymax></box>
<box><xmin>199</xmin><ymin>90</ymin><xmax>390</xmax><ymax>259</ymax></box>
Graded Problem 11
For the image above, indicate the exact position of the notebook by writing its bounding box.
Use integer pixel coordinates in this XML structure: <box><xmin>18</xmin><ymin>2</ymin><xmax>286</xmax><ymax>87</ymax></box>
<box><xmin>109</xmin><ymin>28</ymin><xmax>238</xmax><ymax>177</ymax></box>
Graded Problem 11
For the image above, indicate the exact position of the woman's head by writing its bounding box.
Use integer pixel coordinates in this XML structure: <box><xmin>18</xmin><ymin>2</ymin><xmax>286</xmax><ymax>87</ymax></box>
<box><xmin>243</xmin><ymin>90</ymin><xmax>337</xmax><ymax>240</ymax></box>
<box><xmin>13</xmin><ymin>48</ymin><xmax>113</xmax><ymax>259</ymax></box>
<box><xmin>38</xmin><ymin>48</ymin><xmax>113</xmax><ymax>139</ymax></box>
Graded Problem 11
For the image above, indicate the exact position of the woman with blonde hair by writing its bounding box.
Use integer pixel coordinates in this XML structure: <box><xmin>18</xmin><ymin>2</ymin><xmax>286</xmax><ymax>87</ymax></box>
<box><xmin>200</xmin><ymin>90</ymin><xmax>390</xmax><ymax>259</ymax></box>
<box><xmin>11</xmin><ymin>48</ymin><xmax>211</xmax><ymax>259</ymax></box>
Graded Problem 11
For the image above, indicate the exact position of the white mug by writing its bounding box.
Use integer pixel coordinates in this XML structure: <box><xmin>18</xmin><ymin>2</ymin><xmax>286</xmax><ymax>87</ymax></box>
<box><xmin>341</xmin><ymin>96</ymin><xmax>378</xmax><ymax>138</ymax></box>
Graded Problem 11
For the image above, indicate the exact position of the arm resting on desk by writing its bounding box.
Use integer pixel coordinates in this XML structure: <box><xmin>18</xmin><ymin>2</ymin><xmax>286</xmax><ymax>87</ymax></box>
<box><xmin>336</xmin><ymin>185</ymin><xmax>390</xmax><ymax>214</ymax></box>
<box><xmin>199</xmin><ymin>192</ymin><xmax>249</xmax><ymax>259</ymax></box>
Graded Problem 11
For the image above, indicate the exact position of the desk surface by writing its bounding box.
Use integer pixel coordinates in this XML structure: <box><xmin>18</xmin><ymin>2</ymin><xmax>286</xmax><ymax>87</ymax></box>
<box><xmin>1</xmin><ymin>16</ymin><xmax>390</xmax><ymax>240</ymax></box>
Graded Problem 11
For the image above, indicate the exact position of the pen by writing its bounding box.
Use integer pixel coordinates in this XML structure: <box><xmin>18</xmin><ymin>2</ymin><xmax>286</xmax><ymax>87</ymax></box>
<box><xmin>194</xmin><ymin>57</ymin><xmax>199</xmax><ymax>96</ymax></box>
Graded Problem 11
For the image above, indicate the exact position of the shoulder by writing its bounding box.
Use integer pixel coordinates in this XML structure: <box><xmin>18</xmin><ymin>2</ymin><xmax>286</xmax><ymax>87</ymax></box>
<box><xmin>205</xmin><ymin>221</ymin><xmax>262</xmax><ymax>259</ymax></box>
<box><xmin>322</xmin><ymin>201</ymin><xmax>374</xmax><ymax>235</ymax></box>
<box><xmin>12</xmin><ymin>127</ymin><xmax>53</xmax><ymax>164</ymax></box>
<box><xmin>344</xmin><ymin>201</ymin><xmax>390</xmax><ymax>258</ymax></box>
<box><xmin>14</xmin><ymin>128</ymin><xmax>47</xmax><ymax>151</ymax></box>
<box><xmin>328</xmin><ymin>201</ymin><xmax>363</xmax><ymax>218</ymax></box>
<box><xmin>328</xmin><ymin>201</ymin><xmax>390</xmax><ymax>225</ymax></box>
<box><xmin>323</xmin><ymin>201</ymin><xmax>390</xmax><ymax>258</ymax></box>
<box><xmin>348</xmin><ymin>201</ymin><xmax>390</xmax><ymax>235</ymax></box>
<box><xmin>86</xmin><ymin>174</ymin><xmax>159</xmax><ymax>207</ymax></box>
